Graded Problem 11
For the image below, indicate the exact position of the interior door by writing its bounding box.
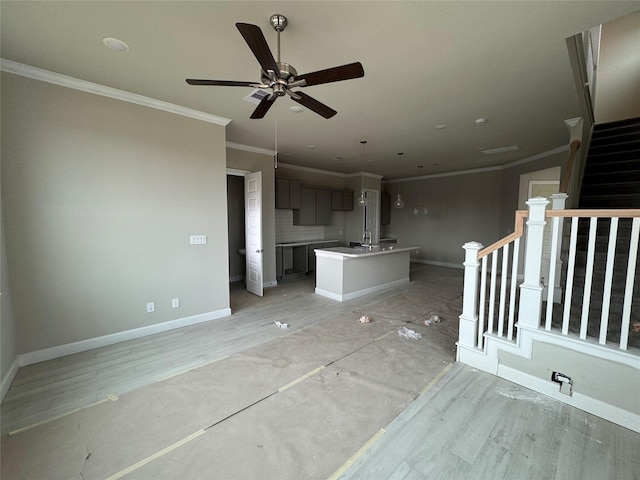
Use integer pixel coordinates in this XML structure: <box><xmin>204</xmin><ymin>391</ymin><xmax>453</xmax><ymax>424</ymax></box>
<box><xmin>245</xmin><ymin>171</ymin><xmax>263</xmax><ymax>297</ymax></box>
<box><xmin>529</xmin><ymin>181</ymin><xmax>560</xmax><ymax>286</ymax></box>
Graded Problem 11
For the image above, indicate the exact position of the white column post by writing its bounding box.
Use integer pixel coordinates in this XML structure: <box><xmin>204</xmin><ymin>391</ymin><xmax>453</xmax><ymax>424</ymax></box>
<box><xmin>458</xmin><ymin>241</ymin><xmax>483</xmax><ymax>350</ymax></box>
<box><xmin>518</xmin><ymin>197</ymin><xmax>549</xmax><ymax>329</ymax></box>
<box><xmin>551</xmin><ymin>193</ymin><xmax>568</xmax><ymax>302</ymax></box>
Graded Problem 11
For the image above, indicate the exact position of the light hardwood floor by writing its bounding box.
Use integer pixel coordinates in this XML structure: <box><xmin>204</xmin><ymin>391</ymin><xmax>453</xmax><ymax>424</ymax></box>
<box><xmin>1</xmin><ymin>264</ymin><xmax>638</xmax><ymax>480</ymax></box>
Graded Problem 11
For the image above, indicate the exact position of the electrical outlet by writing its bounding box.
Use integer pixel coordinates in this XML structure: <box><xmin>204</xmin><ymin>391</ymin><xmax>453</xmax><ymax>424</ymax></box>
<box><xmin>146</xmin><ymin>302</ymin><xmax>155</xmax><ymax>313</ymax></box>
<box><xmin>551</xmin><ymin>371</ymin><xmax>573</xmax><ymax>396</ymax></box>
<box><xmin>190</xmin><ymin>235</ymin><xmax>207</xmax><ymax>245</ymax></box>
<box><xmin>172</xmin><ymin>298</ymin><xmax>180</xmax><ymax>309</ymax></box>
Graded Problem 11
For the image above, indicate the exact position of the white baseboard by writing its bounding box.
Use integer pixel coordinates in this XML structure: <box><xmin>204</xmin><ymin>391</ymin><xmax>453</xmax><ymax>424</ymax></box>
<box><xmin>498</xmin><ymin>364</ymin><xmax>640</xmax><ymax>434</ymax></box>
<box><xmin>411</xmin><ymin>258</ymin><xmax>463</xmax><ymax>270</ymax></box>
<box><xmin>1</xmin><ymin>357</ymin><xmax>20</xmax><ymax>402</ymax></box>
<box><xmin>18</xmin><ymin>308</ymin><xmax>232</xmax><ymax>367</ymax></box>
<box><xmin>315</xmin><ymin>278</ymin><xmax>410</xmax><ymax>302</ymax></box>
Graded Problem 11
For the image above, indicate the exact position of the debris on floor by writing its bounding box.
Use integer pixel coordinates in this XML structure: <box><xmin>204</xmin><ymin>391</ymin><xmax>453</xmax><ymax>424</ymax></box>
<box><xmin>424</xmin><ymin>314</ymin><xmax>442</xmax><ymax>326</ymax></box>
<box><xmin>274</xmin><ymin>320</ymin><xmax>288</xmax><ymax>329</ymax></box>
<box><xmin>632</xmin><ymin>322</ymin><xmax>640</xmax><ymax>333</ymax></box>
<box><xmin>357</xmin><ymin>315</ymin><xmax>371</xmax><ymax>324</ymax></box>
<box><xmin>398</xmin><ymin>326</ymin><xmax>422</xmax><ymax>339</ymax></box>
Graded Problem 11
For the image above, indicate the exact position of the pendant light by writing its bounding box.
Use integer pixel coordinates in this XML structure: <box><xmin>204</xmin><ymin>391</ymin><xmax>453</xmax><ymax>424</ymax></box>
<box><xmin>357</xmin><ymin>140</ymin><xmax>368</xmax><ymax>207</ymax></box>
<box><xmin>413</xmin><ymin>165</ymin><xmax>428</xmax><ymax>215</ymax></box>
<box><xmin>393</xmin><ymin>152</ymin><xmax>404</xmax><ymax>208</ymax></box>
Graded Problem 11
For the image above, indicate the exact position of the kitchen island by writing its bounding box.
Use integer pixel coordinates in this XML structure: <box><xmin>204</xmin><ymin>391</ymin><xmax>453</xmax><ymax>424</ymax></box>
<box><xmin>314</xmin><ymin>244</ymin><xmax>419</xmax><ymax>301</ymax></box>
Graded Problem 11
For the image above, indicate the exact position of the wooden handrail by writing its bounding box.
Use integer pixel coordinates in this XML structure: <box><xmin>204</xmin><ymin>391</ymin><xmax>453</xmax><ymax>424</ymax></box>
<box><xmin>546</xmin><ymin>209</ymin><xmax>640</xmax><ymax>218</ymax></box>
<box><xmin>478</xmin><ymin>210</ymin><xmax>528</xmax><ymax>259</ymax></box>
<box><xmin>559</xmin><ymin>139</ymin><xmax>581</xmax><ymax>193</ymax></box>
<box><xmin>478</xmin><ymin>207</ymin><xmax>640</xmax><ymax>259</ymax></box>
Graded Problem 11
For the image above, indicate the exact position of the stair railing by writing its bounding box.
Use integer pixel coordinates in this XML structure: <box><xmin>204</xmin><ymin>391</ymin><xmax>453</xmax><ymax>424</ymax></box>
<box><xmin>459</xmin><ymin>197</ymin><xmax>640</xmax><ymax>356</ymax></box>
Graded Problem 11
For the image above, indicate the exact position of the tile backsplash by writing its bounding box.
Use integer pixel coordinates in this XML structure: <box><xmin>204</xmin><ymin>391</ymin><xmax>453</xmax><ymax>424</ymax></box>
<box><xmin>276</xmin><ymin>209</ymin><xmax>324</xmax><ymax>242</ymax></box>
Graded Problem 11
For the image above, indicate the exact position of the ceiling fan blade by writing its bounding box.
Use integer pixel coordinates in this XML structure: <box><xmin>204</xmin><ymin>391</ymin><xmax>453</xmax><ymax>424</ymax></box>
<box><xmin>293</xmin><ymin>62</ymin><xmax>364</xmax><ymax>87</ymax></box>
<box><xmin>250</xmin><ymin>95</ymin><xmax>277</xmax><ymax>119</ymax></box>
<box><xmin>291</xmin><ymin>91</ymin><xmax>337</xmax><ymax>119</ymax></box>
<box><xmin>186</xmin><ymin>79</ymin><xmax>262</xmax><ymax>87</ymax></box>
<box><xmin>236</xmin><ymin>23</ymin><xmax>279</xmax><ymax>76</ymax></box>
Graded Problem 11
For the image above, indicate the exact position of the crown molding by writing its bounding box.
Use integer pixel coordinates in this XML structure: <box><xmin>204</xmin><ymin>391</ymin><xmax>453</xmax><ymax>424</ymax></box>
<box><xmin>385</xmin><ymin>144</ymin><xmax>569</xmax><ymax>183</ymax></box>
<box><xmin>275</xmin><ymin>162</ymin><xmax>349</xmax><ymax>178</ymax></box>
<box><xmin>0</xmin><ymin>58</ymin><xmax>232</xmax><ymax>127</ymax></box>
<box><xmin>345</xmin><ymin>171</ymin><xmax>384</xmax><ymax>180</ymax></box>
<box><xmin>225</xmin><ymin>141</ymin><xmax>275</xmax><ymax>156</ymax></box>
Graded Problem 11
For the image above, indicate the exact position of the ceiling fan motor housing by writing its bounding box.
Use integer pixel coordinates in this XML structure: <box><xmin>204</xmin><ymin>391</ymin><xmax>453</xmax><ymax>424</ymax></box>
<box><xmin>261</xmin><ymin>62</ymin><xmax>297</xmax><ymax>95</ymax></box>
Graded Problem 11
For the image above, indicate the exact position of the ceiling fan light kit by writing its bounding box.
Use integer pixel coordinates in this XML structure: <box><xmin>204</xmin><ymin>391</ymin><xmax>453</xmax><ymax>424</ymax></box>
<box><xmin>186</xmin><ymin>14</ymin><xmax>364</xmax><ymax>119</ymax></box>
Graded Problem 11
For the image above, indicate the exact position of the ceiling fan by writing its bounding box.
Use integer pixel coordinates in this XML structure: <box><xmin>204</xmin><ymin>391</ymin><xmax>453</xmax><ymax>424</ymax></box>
<box><xmin>186</xmin><ymin>14</ymin><xmax>364</xmax><ymax>119</ymax></box>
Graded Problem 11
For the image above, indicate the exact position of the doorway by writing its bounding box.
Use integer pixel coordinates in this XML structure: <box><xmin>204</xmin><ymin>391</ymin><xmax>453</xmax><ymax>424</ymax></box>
<box><xmin>227</xmin><ymin>174</ymin><xmax>246</xmax><ymax>283</ymax></box>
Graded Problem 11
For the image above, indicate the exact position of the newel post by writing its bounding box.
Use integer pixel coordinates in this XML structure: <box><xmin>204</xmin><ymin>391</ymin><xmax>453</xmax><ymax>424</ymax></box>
<box><xmin>458</xmin><ymin>241</ymin><xmax>483</xmax><ymax>349</ymax></box>
<box><xmin>518</xmin><ymin>197</ymin><xmax>549</xmax><ymax>329</ymax></box>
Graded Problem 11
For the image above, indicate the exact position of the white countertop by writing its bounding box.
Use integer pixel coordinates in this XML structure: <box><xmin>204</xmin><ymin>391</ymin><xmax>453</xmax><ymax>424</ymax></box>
<box><xmin>276</xmin><ymin>239</ymin><xmax>339</xmax><ymax>247</ymax></box>
<box><xmin>315</xmin><ymin>244</ymin><xmax>418</xmax><ymax>258</ymax></box>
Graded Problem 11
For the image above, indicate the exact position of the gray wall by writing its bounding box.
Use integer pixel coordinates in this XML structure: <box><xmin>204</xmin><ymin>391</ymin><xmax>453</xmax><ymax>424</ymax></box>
<box><xmin>385</xmin><ymin>169</ymin><xmax>504</xmax><ymax>266</ymax></box>
<box><xmin>1</xmin><ymin>214</ymin><xmax>18</xmax><ymax>383</ymax></box>
<box><xmin>1</xmin><ymin>73</ymin><xmax>229</xmax><ymax>355</ymax></box>
<box><xmin>594</xmin><ymin>10</ymin><xmax>640</xmax><ymax>124</ymax></box>
<box><xmin>499</xmin><ymin>151</ymin><xmax>567</xmax><ymax>235</ymax></box>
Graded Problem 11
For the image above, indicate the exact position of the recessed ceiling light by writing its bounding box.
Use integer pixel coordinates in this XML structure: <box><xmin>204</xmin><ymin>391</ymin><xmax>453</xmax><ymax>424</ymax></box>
<box><xmin>474</xmin><ymin>118</ymin><xmax>487</xmax><ymax>125</ymax></box>
<box><xmin>333</xmin><ymin>156</ymin><xmax>344</xmax><ymax>161</ymax></box>
<box><xmin>434</xmin><ymin>124</ymin><xmax>447</xmax><ymax>129</ymax></box>
<box><xmin>290</xmin><ymin>106</ymin><xmax>304</xmax><ymax>113</ymax></box>
<box><xmin>307</xmin><ymin>145</ymin><xmax>316</xmax><ymax>149</ymax></box>
<box><xmin>102</xmin><ymin>37</ymin><xmax>130</xmax><ymax>52</ymax></box>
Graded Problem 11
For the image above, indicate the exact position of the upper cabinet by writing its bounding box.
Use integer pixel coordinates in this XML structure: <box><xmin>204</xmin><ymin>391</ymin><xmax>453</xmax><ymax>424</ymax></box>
<box><xmin>331</xmin><ymin>190</ymin><xmax>354</xmax><ymax>211</ymax></box>
<box><xmin>293</xmin><ymin>188</ymin><xmax>333</xmax><ymax>225</ymax></box>
<box><xmin>276</xmin><ymin>178</ymin><xmax>301</xmax><ymax>209</ymax></box>
<box><xmin>381</xmin><ymin>192</ymin><xmax>391</xmax><ymax>225</ymax></box>
<box><xmin>316</xmin><ymin>189</ymin><xmax>332</xmax><ymax>224</ymax></box>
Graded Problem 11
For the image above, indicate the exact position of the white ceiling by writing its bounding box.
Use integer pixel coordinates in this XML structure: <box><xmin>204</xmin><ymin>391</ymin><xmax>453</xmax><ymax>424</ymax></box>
<box><xmin>1</xmin><ymin>1</ymin><xmax>638</xmax><ymax>179</ymax></box>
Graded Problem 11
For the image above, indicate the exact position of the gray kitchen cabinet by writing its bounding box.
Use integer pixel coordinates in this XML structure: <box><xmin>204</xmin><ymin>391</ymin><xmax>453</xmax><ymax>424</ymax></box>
<box><xmin>341</xmin><ymin>191</ymin><xmax>354</xmax><ymax>211</ymax></box>
<box><xmin>307</xmin><ymin>242</ymin><xmax>323</xmax><ymax>272</ymax></box>
<box><xmin>331</xmin><ymin>190</ymin><xmax>354</xmax><ymax>211</ymax></box>
<box><xmin>277</xmin><ymin>244</ymin><xmax>308</xmax><ymax>280</ymax></box>
<box><xmin>381</xmin><ymin>192</ymin><xmax>391</xmax><ymax>225</ymax></box>
<box><xmin>293</xmin><ymin>187</ymin><xmax>316</xmax><ymax>225</ymax></box>
<box><xmin>308</xmin><ymin>241</ymin><xmax>339</xmax><ymax>273</ymax></box>
<box><xmin>276</xmin><ymin>246</ymin><xmax>283</xmax><ymax>278</ymax></box>
<box><xmin>276</xmin><ymin>178</ymin><xmax>301</xmax><ymax>209</ymax></box>
<box><xmin>315</xmin><ymin>189</ymin><xmax>332</xmax><ymax>225</ymax></box>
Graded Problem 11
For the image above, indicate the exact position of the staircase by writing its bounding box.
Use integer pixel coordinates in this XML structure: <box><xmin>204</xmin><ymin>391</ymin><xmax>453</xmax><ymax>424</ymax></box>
<box><xmin>580</xmin><ymin>117</ymin><xmax>640</xmax><ymax>209</ymax></box>
<box><xmin>561</xmin><ymin>117</ymin><xmax>640</xmax><ymax>346</ymax></box>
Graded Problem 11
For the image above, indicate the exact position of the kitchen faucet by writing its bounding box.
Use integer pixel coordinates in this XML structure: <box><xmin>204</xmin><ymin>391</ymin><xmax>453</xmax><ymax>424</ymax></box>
<box><xmin>362</xmin><ymin>230</ymin><xmax>372</xmax><ymax>248</ymax></box>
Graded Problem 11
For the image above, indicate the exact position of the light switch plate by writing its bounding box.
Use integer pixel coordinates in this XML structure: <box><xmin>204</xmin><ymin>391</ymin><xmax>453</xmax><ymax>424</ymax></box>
<box><xmin>190</xmin><ymin>235</ymin><xmax>207</xmax><ymax>245</ymax></box>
